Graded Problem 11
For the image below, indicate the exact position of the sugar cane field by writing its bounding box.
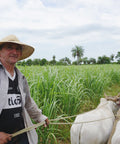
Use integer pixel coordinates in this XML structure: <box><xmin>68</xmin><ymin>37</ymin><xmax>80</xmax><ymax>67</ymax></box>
<box><xmin>18</xmin><ymin>64</ymin><xmax>120</xmax><ymax>144</ymax></box>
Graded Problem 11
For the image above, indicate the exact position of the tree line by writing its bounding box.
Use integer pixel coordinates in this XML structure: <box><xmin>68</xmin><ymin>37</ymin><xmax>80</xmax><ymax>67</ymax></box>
<box><xmin>17</xmin><ymin>45</ymin><xmax>120</xmax><ymax>66</ymax></box>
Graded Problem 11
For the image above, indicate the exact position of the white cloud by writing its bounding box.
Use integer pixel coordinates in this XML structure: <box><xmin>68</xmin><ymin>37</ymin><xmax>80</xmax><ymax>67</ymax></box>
<box><xmin>0</xmin><ymin>0</ymin><xmax>120</xmax><ymax>61</ymax></box>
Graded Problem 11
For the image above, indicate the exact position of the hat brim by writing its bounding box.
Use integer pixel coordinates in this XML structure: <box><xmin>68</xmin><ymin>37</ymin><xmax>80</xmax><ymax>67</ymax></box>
<box><xmin>0</xmin><ymin>41</ymin><xmax>34</xmax><ymax>61</ymax></box>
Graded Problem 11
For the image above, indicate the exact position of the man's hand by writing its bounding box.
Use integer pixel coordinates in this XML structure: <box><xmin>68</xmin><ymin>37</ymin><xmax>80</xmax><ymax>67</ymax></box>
<box><xmin>44</xmin><ymin>118</ymin><xmax>49</xmax><ymax>127</ymax></box>
<box><xmin>0</xmin><ymin>132</ymin><xmax>12</xmax><ymax>144</ymax></box>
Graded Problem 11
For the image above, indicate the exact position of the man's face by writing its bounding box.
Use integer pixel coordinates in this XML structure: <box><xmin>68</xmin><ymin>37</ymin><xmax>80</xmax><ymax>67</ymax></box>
<box><xmin>0</xmin><ymin>43</ymin><xmax>22</xmax><ymax>65</ymax></box>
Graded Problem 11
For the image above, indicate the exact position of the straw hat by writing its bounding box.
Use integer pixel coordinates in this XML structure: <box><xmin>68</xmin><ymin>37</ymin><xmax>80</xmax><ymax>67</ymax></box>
<box><xmin>0</xmin><ymin>35</ymin><xmax>34</xmax><ymax>60</ymax></box>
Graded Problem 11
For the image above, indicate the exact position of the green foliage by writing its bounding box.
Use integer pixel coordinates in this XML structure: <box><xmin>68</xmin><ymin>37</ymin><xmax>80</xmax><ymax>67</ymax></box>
<box><xmin>71</xmin><ymin>45</ymin><xmax>84</xmax><ymax>64</ymax></box>
<box><xmin>89</xmin><ymin>58</ymin><xmax>96</xmax><ymax>64</ymax></box>
<box><xmin>97</xmin><ymin>55</ymin><xmax>110</xmax><ymax>64</ymax></box>
<box><xmin>40</xmin><ymin>58</ymin><xmax>48</xmax><ymax>66</ymax></box>
<box><xmin>59</xmin><ymin>57</ymin><xmax>71</xmax><ymax>65</ymax></box>
<box><xmin>18</xmin><ymin>64</ymin><xmax>120</xmax><ymax>144</ymax></box>
<box><xmin>17</xmin><ymin>51</ymin><xmax>120</xmax><ymax>66</ymax></box>
<box><xmin>26</xmin><ymin>59</ymin><xmax>33</xmax><ymax>66</ymax></box>
<box><xmin>32</xmin><ymin>58</ymin><xmax>41</xmax><ymax>65</ymax></box>
<box><xmin>116</xmin><ymin>52</ymin><xmax>120</xmax><ymax>62</ymax></box>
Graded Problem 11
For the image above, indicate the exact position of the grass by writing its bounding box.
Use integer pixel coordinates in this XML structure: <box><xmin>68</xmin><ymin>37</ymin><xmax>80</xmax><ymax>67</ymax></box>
<box><xmin>17</xmin><ymin>64</ymin><xmax>120</xmax><ymax>144</ymax></box>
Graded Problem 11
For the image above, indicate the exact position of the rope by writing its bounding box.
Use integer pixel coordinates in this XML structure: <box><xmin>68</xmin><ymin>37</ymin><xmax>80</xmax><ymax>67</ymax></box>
<box><xmin>11</xmin><ymin>114</ymin><xmax>114</xmax><ymax>138</ymax></box>
<box><xmin>12</xmin><ymin>102</ymin><xmax>116</xmax><ymax>138</ymax></box>
<box><xmin>12</xmin><ymin>121</ymin><xmax>45</xmax><ymax>137</ymax></box>
<box><xmin>50</xmin><ymin>102</ymin><xmax>109</xmax><ymax>121</ymax></box>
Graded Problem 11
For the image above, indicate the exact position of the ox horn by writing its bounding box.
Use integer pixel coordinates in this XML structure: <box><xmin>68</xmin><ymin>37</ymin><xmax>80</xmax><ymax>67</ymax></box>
<box><xmin>104</xmin><ymin>93</ymin><xmax>119</xmax><ymax>102</ymax></box>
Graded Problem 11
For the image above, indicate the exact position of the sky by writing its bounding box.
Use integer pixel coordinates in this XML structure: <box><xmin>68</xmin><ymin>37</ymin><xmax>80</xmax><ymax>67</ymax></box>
<box><xmin>0</xmin><ymin>0</ymin><xmax>120</xmax><ymax>62</ymax></box>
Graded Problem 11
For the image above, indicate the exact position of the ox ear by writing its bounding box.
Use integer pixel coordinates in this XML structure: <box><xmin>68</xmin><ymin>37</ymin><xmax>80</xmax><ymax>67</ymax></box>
<box><xmin>116</xmin><ymin>93</ymin><xmax>120</xmax><ymax>97</ymax></box>
<box><xmin>104</xmin><ymin>93</ymin><xmax>107</xmax><ymax>97</ymax></box>
<box><xmin>104</xmin><ymin>93</ymin><xmax>109</xmax><ymax>99</ymax></box>
<box><xmin>100</xmin><ymin>98</ymin><xmax>107</xmax><ymax>103</ymax></box>
<box><xmin>104</xmin><ymin>93</ymin><xmax>110</xmax><ymax>101</ymax></box>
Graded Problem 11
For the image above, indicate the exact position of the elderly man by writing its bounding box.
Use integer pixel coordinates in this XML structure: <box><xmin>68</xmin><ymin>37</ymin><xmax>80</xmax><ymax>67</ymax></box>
<box><xmin>0</xmin><ymin>35</ymin><xmax>49</xmax><ymax>144</ymax></box>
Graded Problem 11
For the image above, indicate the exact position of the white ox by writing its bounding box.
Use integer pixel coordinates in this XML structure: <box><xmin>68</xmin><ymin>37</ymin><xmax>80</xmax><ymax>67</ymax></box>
<box><xmin>110</xmin><ymin>108</ymin><xmax>120</xmax><ymax>144</ymax></box>
<box><xmin>70</xmin><ymin>95</ymin><xmax>120</xmax><ymax>144</ymax></box>
<box><xmin>111</xmin><ymin>120</ymin><xmax>120</xmax><ymax>144</ymax></box>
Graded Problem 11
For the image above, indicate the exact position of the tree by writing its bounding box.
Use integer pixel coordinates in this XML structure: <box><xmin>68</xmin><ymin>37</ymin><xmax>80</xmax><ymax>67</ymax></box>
<box><xmin>89</xmin><ymin>58</ymin><xmax>96</xmax><ymax>64</ymax></box>
<box><xmin>72</xmin><ymin>61</ymin><xmax>77</xmax><ymax>65</ymax></box>
<box><xmin>59</xmin><ymin>57</ymin><xmax>71</xmax><ymax>65</ymax></box>
<box><xmin>32</xmin><ymin>59</ymin><xmax>41</xmax><ymax>65</ymax></box>
<box><xmin>110</xmin><ymin>54</ymin><xmax>114</xmax><ymax>62</ymax></box>
<box><xmin>26</xmin><ymin>59</ymin><xmax>32</xmax><ymax>66</ymax></box>
<box><xmin>71</xmin><ymin>45</ymin><xmax>84</xmax><ymax>65</ymax></box>
<box><xmin>49</xmin><ymin>55</ymin><xmax>56</xmax><ymax>65</ymax></box>
<box><xmin>115</xmin><ymin>52</ymin><xmax>120</xmax><ymax>64</ymax></box>
<box><xmin>78</xmin><ymin>58</ymin><xmax>82</xmax><ymax>65</ymax></box>
<box><xmin>102</xmin><ymin>55</ymin><xmax>110</xmax><ymax>64</ymax></box>
<box><xmin>53</xmin><ymin>55</ymin><xmax>56</xmax><ymax>61</ymax></box>
<box><xmin>97</xmin><ymin>55</ymin><xmax>110</xmax><ymax>64</ymax></box>
<box><xmin>97</xmin><ymin>56</ymin><xmax>102</xmax><ymax>64</ymax></box>
<box><xmin>82</xmin><ymin>57</ymin><xmax>88</xmax><ymax>64</ymax></box>
<box><xmin>40</xmin><ymin>58</ymin><xmax>48</xmax><ymax>66</ymax></box>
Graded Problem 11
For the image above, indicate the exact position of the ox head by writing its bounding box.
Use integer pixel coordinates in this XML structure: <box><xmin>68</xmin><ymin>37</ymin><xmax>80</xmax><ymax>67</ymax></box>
<box><xmin>104</xmin><ymin>93</ymin><xmax>120</xmax><ymax>114</ymax></box>
<box><xmin>104</xmin><ymin>93</ymin><xmax>120</xmax><ymax>106</ymax></box>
